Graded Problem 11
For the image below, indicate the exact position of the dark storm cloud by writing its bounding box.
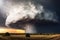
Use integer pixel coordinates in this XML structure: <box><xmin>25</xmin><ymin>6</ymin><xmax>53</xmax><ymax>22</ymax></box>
<box><xmin>33</xmin><ymin>0</ymin><xmax>60</xmax><ymax>33</ymax></box>
<box><xmin>0</xmin><ymin>0</ymin><xmax>60</xmax><ymax>33</ymax></box>
<box><xmin>35</xmin><ymin>0</ymin><xmax>55</xmax><ymax>11</ymax></box>
<box><xmin>40</xmin><ymin>0</ymin><xmax>60</xmax><ymax>33</ymax></box>
<box><xmin>0</xmin><ymin>11</ymin><xmax>5</xmax><ymax>26</ymax></box>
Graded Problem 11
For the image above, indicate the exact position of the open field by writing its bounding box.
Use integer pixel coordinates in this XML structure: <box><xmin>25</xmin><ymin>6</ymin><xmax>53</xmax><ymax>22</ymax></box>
<box><xmin>0</xmin><ymin>34</ymin><xmax>60</xmax><ymax>40</ymax></box>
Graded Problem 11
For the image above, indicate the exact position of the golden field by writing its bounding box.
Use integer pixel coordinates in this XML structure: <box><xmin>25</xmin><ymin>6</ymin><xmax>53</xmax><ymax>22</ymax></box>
<box><xmin>0</xmin><ymin>27</ymin><xmax>60</xmax><ymax>40</ymax></box>
<box><xmin>0</xmin><ymin>34</ymin><xmax>59</xmax><ymax>40</ymax></box>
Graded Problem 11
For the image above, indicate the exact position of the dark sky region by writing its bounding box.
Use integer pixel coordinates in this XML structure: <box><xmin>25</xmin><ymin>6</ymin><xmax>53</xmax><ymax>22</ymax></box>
<box><xmin>0</xmin><ymin>0</ymin><xmax>60</xmax><ymax>33</ymax></box>
<box><xmin>34</xmin><ymin>0</ymin><xmax>60</xmax><ymax>33</ymax></box>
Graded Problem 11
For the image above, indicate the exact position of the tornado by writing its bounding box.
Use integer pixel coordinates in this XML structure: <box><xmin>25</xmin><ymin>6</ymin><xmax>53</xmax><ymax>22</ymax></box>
<box><xmin>0</xmin><ymin>0</ymin><xmax>58</xmax><ymax>33</ymax></box>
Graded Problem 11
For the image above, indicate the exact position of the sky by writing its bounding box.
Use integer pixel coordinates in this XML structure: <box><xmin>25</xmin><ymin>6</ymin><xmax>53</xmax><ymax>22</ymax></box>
<box><xmin>0</xmin><ymin>0</ymin><xmax>60</xmax><ymax>33</ymax></box>
<box><xmin>34</xmin><ymin>0</ymin><xmax>60</xmax><ymax>33</ymax></box>
<box><xmin>38</xmin><ymin>0</ymin><xmax>60</xmax><ymax>33</ymax></box>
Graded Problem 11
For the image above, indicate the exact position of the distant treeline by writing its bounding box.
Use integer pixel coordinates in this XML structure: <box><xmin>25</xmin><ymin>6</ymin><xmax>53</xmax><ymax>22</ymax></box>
<box><xmin>0</xmin><ymin>33</ymin><xmax>59</xmax><ymax>35</ymax></box>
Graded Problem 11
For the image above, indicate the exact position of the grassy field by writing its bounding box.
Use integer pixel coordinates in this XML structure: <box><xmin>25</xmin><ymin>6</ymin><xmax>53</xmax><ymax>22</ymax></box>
<box><xmin>0</xmin><ymin>33</ymin><xmax>60</xmax><ymax>40</ymax></box>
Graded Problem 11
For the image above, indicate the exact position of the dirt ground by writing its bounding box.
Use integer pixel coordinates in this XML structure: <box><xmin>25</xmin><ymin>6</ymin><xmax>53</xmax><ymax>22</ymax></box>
<box><xmin>0</xmin><ymin>34</ymin><xmax>60</xmax><ymax>40</ymax></box>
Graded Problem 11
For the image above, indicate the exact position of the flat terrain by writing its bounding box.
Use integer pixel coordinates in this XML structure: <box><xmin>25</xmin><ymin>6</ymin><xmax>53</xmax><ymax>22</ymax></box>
<box><xmin>0</xmin><ymin>34</ymin><xmax>60</xmax><ymax>40</ymax></box>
